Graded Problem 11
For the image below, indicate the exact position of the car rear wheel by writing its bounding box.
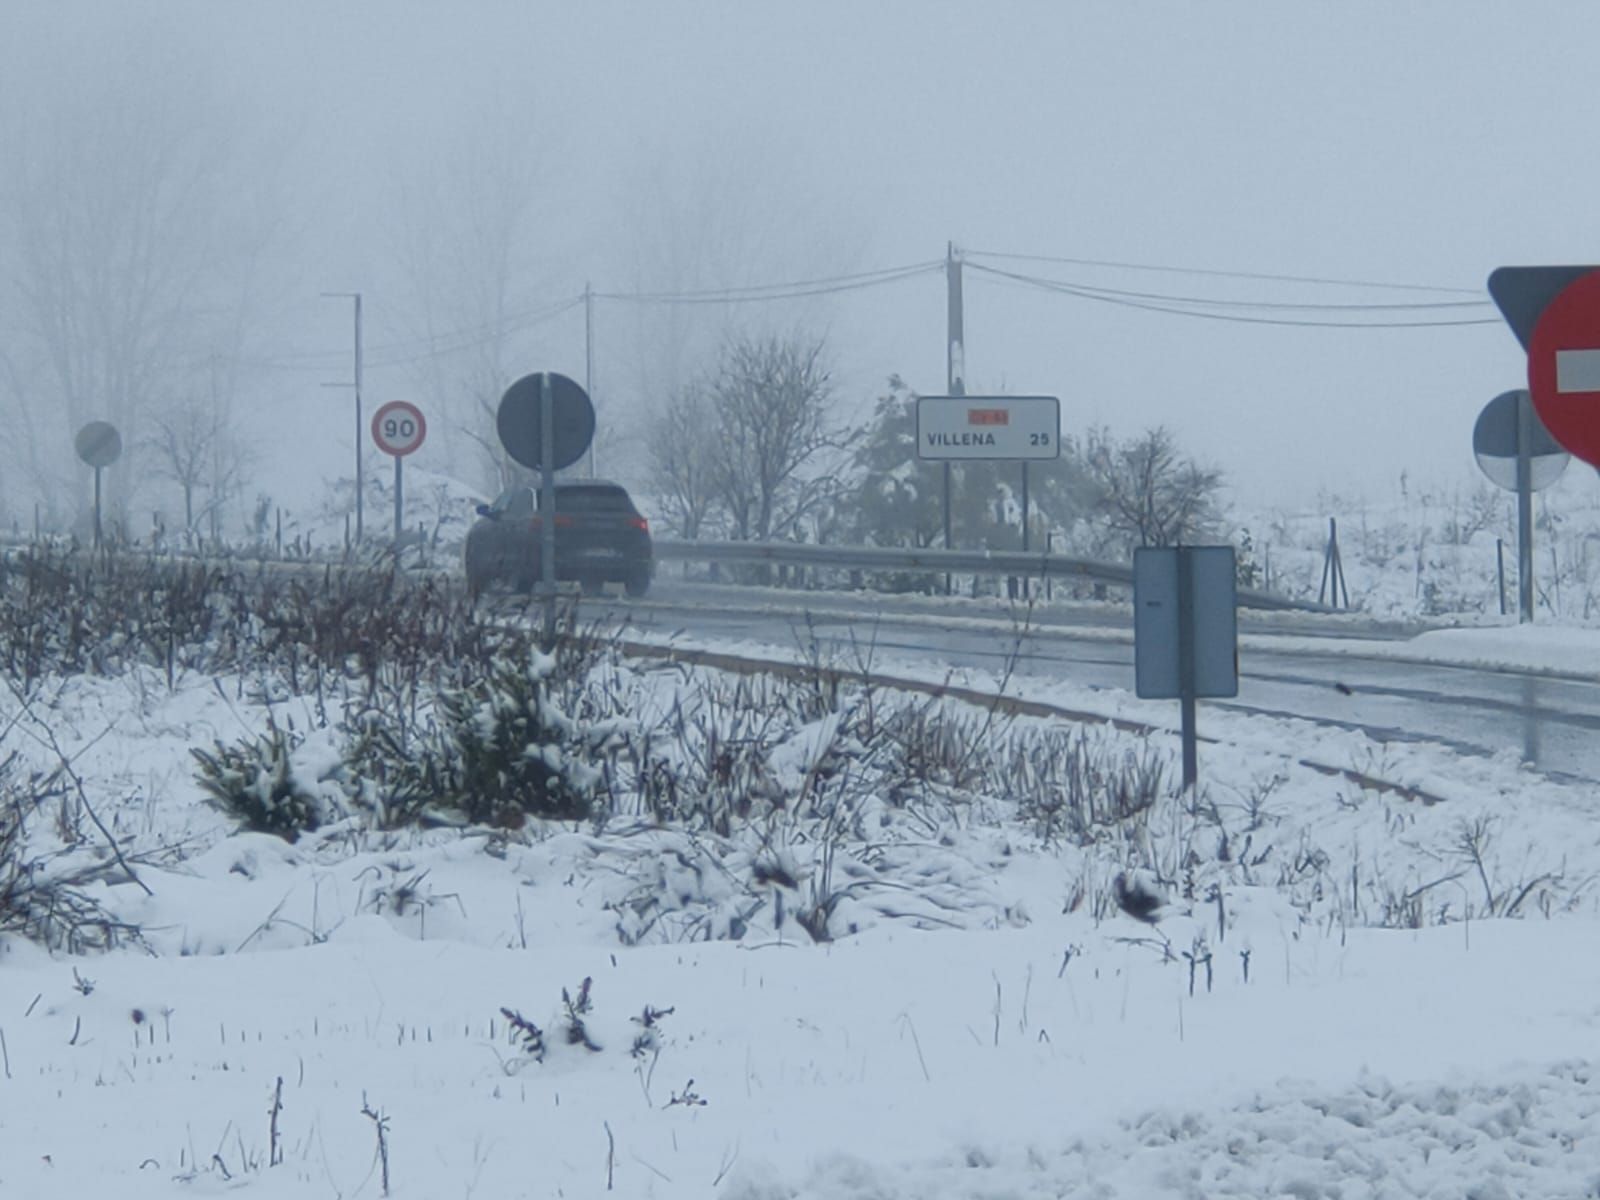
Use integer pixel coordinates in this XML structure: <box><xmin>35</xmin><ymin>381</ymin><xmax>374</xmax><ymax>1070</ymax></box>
<box><xmin>624</xmin><ymin>568</ymin><xmax>651</xmax><ymax>598</ymax></box>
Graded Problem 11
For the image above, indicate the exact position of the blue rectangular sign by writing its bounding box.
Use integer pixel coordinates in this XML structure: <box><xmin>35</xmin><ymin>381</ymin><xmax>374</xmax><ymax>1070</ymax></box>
<box><xmin>1133</xmin><ymin>546</ymin><xmax>1239</xmax><ymax>700</ymax></box>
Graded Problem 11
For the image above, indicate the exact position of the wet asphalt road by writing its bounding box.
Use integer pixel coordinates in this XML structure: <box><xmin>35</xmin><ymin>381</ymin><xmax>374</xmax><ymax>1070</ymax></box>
<box><xmin>581</xmin><ymin>579</ymin><xmax>1600</xmax><ymax>785</ymax></box>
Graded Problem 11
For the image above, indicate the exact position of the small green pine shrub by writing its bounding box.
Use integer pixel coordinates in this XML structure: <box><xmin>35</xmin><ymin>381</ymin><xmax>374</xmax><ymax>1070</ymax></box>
<box><xmin>192</xmin><ymin>715</ymin><xmax>345</xmax><ymax>841</ymax></box>
<box><xmin>341</xmin><ymin>713</ymin><xmax>450</xmax><ymax>829</ymax></box>
<box><xmin>353</xmin><ymin>631</ymin><xmax>609</xmax><ymax>829</ymax></box>
<box><xmin>436</xmin><ymin>644</ymin><xmax>596</xmax><ymax>826</ymax></box>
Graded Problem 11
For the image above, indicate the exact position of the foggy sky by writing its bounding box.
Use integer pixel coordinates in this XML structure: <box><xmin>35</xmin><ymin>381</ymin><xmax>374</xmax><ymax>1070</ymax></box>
<box><xmin>2</xmin><ymin>0</ymin><xmax>1592</xmax><ymax>518</ymax></box>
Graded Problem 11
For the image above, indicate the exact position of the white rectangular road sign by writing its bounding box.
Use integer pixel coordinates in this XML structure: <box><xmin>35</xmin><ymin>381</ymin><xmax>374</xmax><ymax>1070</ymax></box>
<box><xmin>916</xmin><ymin>395</ymin><xmax>1060</xmax><ymax>461</ymax></box>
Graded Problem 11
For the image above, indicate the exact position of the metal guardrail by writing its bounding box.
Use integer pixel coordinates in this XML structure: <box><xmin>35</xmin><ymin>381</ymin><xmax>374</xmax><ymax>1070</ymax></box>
<box><xmin>0</xmin><ymin>532</ymin><xmax>1330</xmax><ymax>614</ymax></box>
<box><xmin>652</xmin><ymin>538</ymin><xmax>1333</xmax><ymax>614</ymax></box>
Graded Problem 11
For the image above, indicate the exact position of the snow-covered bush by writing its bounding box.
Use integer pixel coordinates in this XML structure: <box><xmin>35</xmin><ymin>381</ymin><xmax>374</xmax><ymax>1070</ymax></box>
<box><xmin>415</xmin><ymin>640</ymin><xmax>602</xmax><ymax>827</ymax></box>
<box><xmin>191</xmin><ymin>715</ymin><xmax>348</xmax><ymax>841</ymax></box>
<box><xmin>0</xmin><ymin>759</ymin><xmax>137</xmax><ymax>951</ymax></box>
<box><xmin>1000</xmin><ymin>724</ymin><xmax>1168</xmax><ymax>844</ymax></box>
<box><xmin>438</xmin><ymin>648</ymin><xmax>594</xmax><ymax>826</ymax></box>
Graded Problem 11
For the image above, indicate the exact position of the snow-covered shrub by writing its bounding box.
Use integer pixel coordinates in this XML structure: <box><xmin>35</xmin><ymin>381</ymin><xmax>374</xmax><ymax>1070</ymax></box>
<box><xmin>875</xmin><ymin>698</ymin><xmax>996</xmax><ymax>800</ymax></box>
<box><xmin>1000</xmin><ymin>724</ymin><xmax>1170</xmax><ymax>845</ymax></box>
<box><xmin>191</xmin><ymin>715</ymin><xmax>348</xmax><ymax>841</ymax></box>
<box><xmin>0</xmin><ymin>760</ymin><xmax>137</xmax><ymax>951</ymax></box>
<box><xmin>438</xmin><ymin>648</ymin><xmax>592</xmax><ymax>825</ymax></box>
<box><xmin>420</xmin><ymin>640</ymin><xmax>601</xmax><ymax>827</ymax></box>
<box><xmin>607</xmin><ymin>675</ymin><xmax>789</xmax><ymax>835</ymax></box>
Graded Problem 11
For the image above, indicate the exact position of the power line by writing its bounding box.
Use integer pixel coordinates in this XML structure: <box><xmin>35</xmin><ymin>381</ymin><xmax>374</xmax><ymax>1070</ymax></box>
<box><xmin>595</xmin><ymin>260</ymin><xmax>942</xmax><ymax>305</ymax></box>
<box><xmin>364</xmin><ymin>297</ymin><xmax>586</xmax><ymax>368</ymax></box>
<box><xmin>969</xmin><ymin>267</ymin><xmax>1489</xmax><ymax>313</ymax></box>
<box><xmin>228</xmin><ymin>263</ymin><xmax>941</xmax><ymax>371</ymax></box>
<box><xmin>209</xmin><ymin>247</ymin><xmax>1499</xmax><ymax>375</ymax></box>
<box><xmin>964</xmin><ymin>247</ymin><xmax>1483</xmax><ymax>296</ymax></box>
<box><xmin>233</xmin><ymin>294</ymin><xmax>587</xmax><ymax>371</ymax></box>
<box><xmin>967</xmin><ymin>262</ymin><xmax>1502</xmax><ymax>329</ymax></box>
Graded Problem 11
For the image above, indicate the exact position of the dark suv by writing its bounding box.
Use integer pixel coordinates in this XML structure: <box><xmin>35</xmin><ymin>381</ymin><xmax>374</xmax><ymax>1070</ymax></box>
<box><xmin>464</xmin><ymin>480</ymin><xmax>653</xmax><ymax>598</ymax></box>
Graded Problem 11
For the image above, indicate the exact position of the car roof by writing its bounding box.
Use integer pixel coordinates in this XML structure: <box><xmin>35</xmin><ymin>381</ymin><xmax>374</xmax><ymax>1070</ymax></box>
<box><xmin>503</xmin><ymin>479</ymin><xmax>629</xmax><ymax>492</ymax></box>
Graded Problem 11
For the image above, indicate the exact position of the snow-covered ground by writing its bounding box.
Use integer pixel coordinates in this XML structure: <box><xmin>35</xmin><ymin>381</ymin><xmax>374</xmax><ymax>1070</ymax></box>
<box><xmin>2</xmin><ymin>587</ymin><xmax>1599</xmax><ymax>1198</ymax></box>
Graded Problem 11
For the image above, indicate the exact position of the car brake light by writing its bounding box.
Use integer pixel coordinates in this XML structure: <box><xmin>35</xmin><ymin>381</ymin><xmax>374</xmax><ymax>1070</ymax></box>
<box><xmin>628</xmin><ymin>516</ymin><xmax>649</xmax><ymax>532</ymax></box>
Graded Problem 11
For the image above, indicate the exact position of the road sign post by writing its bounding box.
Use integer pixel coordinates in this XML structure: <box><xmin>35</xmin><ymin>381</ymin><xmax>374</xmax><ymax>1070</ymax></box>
<box><xmin>540</xmin><ymin>373</ymin><xmax>556</xmax><ymax>635</ymax></box>
<box><xmin>1134</xmin><ymin>545</ymin><xmax>1238</xmax><ymax>792</ymax></box>
<box><xmin>1471</xmin><ymin>389</ymin><xmax>1566</xmax><ymax>623</ymax></box>
<box><xmin>917</xmin><ymin>395</ymin><xmax>1060</xmax><ymax>595</ymax></box>
<box><xmin>371</xmin><ymin>401</ymin><xmax>426</xmax><ymax>543</ymax></box>
<box><xmin>1488</xmin><ymin>265</ymin><xmax>1600</xmax><ymax>468</ymax></box>
<box><xmin>1517</xmin><ymin>396</ymin><xmax>1532</xmax><ymax>622</ymax></box>
<box><xmin>496</xmin><ymin>373</ymin><xmax>596</xmax><ymax>640</ymax></box>
<box><xmin>915</xmin><ymin>395</ymin><xmax>1061</xmax><ymax>461</ymax></box>
<box><xmin>74</xmin><ymin>421</ymin><xmax>122</xmax><ymax>550</ymax></box>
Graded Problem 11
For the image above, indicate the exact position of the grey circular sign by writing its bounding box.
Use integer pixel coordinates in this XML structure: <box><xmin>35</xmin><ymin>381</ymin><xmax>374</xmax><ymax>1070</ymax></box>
<box><xmin>74</xmin><ymin>420</ymin><xmax>123</xmax><ymax>468</ymax></box>
<box><xmin>496</xmin><ymin>373</ymin><xmax>595</xmax><ymax>472</ymax></box>
<box><xmin>1472</xmin><ymin>390</ymin><xmax>1568</xmax><ymax>492</ymax></box>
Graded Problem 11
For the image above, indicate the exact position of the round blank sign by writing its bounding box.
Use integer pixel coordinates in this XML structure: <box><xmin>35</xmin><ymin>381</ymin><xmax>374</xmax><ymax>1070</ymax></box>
<box><xmin>1472</xmin><ymin>390</ymin><xmax>1568</xmax><ymax>492</ymax></box>
<box><xmin>496</xmin><ymin>373</ymin><xmax>595</xmax><ymax>471</ymax></box>
<box><xmin>75</xmin><ymin>421</ymin><xmax>122</xmax><ymax>468</ymax></box>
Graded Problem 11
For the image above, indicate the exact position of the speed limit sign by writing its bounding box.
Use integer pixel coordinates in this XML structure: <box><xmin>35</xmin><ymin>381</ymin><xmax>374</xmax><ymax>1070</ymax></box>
<box><xmin>371</xmin><ymin>401</ymin><xmax>426</xmax><ymax>457</ymax></box>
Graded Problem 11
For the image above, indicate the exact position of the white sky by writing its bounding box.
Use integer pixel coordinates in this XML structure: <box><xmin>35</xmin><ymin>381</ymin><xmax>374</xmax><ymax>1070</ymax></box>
<box><xmin>6</xmin><ymin>1</ymin><xmax>1598</xmax><ymax>510</ymax></box>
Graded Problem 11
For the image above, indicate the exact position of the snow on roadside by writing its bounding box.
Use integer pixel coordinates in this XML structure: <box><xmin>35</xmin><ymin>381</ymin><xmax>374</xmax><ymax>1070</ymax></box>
<box><xmin>3</xmin><ymin>626</ymin><xmax>1600</xmax><ymax>1195</ymax></box>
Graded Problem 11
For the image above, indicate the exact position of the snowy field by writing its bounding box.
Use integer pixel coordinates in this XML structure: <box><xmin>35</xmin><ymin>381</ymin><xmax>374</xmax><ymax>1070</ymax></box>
<box><xmin>1</xmin><ymin>559</ymin><xmax>1599</xmax><ymax>1198</ymax></box>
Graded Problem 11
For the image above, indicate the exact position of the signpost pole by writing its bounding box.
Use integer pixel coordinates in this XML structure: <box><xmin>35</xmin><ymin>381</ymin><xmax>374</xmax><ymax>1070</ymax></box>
<box><xmin>1497</xmin><ymin>538</ymin><xmax>1507</xmax><ymax>616</ymax></box>
<box><xmin>1021</xmin><ymin>462</ymin><xmax>1030</xmax><ymax>552</ymax></box>
<box><xmin>539</xmin><ymin>373</ymin><xmax>558</xmax><ymax>641</ymax></box>
<box><xmin>1176</xmin><ymin>546</ymin><xmax>1198</xmax><ymax>793</ymax></box>
<box><xmin>1014</xmin><ymin>461</ymin><xmax>1030</xmax><ymax>599</ymax></box>
<box><xmin>370</xmin><ymin>401</ymin><xmax>426</xmax><ymax>543</ymax></box>
<box><xmin>942</xmin><ymin>463</ymin><xmax>952</xmax><ymax>596</ymax></box>
<box><xmin>1517</xmin><ymin>391</ymin><xmax>1535</xmax><ymax>623</ymax></box>
<box><xmin>944</xmin><ymin>242</ymin><xmax>964</xmax><ymax>596</ymax></box>
<box><xmin>93</xmin><ymin>466</ymin><xmax>103</xmax><ymax>550</ymax></box>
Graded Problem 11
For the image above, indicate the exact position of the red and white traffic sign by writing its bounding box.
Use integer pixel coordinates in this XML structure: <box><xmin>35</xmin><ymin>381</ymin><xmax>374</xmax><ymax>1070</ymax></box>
<box><xmin>1527</xmin><ymin>270</ymin><xmax>1600</xmax><ymax>469</ymax></box>
<box><xmin>371</xmin><ymin>401</ymin><xmax>426</xmax><ymax>457</ymax></box>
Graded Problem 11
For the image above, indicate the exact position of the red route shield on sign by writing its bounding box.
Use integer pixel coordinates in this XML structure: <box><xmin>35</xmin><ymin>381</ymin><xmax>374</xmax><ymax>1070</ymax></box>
<box><xmin>1528</xmin><ymin>269</ymin><xmax>1600</xmax><ymax>468</ymax></box>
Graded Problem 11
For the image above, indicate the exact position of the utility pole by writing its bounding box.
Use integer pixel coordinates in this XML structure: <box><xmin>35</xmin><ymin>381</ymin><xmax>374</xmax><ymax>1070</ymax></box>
<box><xmin>321</xmin><ymin>291</ymin><xmax>364</xmax><ymax>542</ymax></box>
<box><xmin>584</xmin><ymin>282</ymin><xmax>596</xmax><ymax>478</ymax></box>
<box><xmin>944</xmin><ymin>241</ymin><xmax>965</xmax><ymax>595</ymax></box>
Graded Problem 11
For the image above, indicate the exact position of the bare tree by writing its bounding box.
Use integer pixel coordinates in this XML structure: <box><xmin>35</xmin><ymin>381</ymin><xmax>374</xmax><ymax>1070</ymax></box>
<box><xmin>647</xmin><ymin>386</ymin><xmax>721</xmax><ymax>539</ymax></box>
<box><xmin>705</xmin><ymin>333</ymin><xmax>845</xmax><ymax>543</ymax></box>
<box><xmin>1085</xmin><ymin>425</ymin><xmax>1224</xmax><ymax>551</ymax></box>
<box><xmin>385</xmin><ymin>103</ymin><xmax>551</xmax><ymax>496</ymax></box>
<box><xmin>144</xmin><ymin>384</ymin><xmax>253</xmax><ymax>541</ymax></box>
<box><xmin>0</xmin><ymin>32</ymin><xmax>283</xmax><ymax>529</ymax></box>
<box><xmin>612</xmin><ymin>127</ymin><xmax>869</xmax><ymax>488</ymax></box>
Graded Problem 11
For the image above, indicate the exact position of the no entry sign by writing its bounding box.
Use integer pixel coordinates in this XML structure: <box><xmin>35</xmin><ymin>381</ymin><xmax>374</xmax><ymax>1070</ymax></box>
<box><xmin>1520</xmin><ymin>270</ymin><xmax>1600</xmax><ymax>468</ymax></box>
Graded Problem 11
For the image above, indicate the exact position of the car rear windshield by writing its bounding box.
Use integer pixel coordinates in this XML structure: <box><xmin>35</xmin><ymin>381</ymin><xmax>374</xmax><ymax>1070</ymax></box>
<box><xmin>545</xmin><ymin>485</ymin><xmax>638</xmax><ymax>514</ymax></box>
